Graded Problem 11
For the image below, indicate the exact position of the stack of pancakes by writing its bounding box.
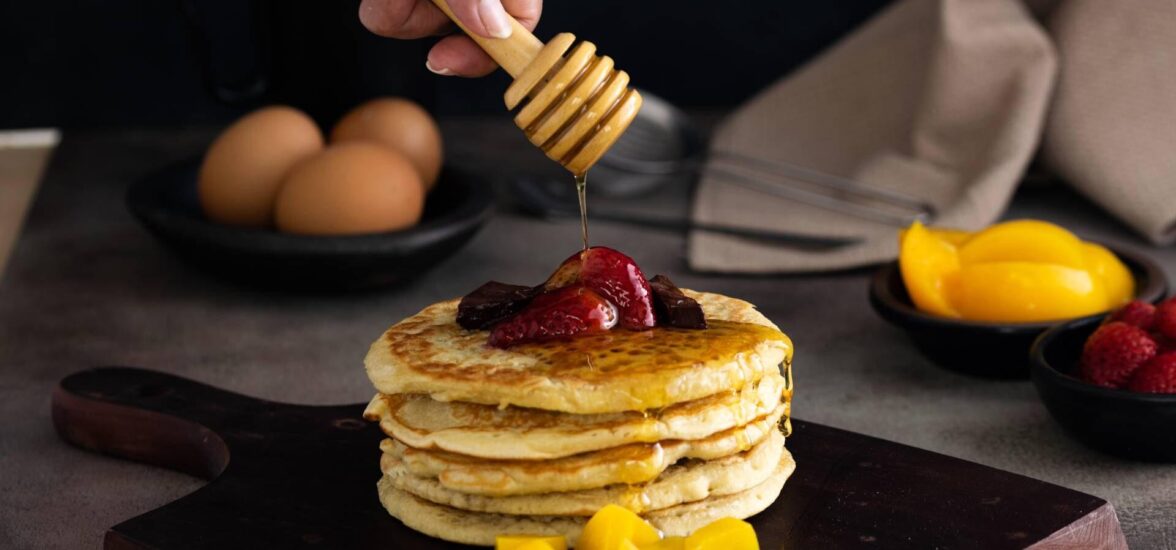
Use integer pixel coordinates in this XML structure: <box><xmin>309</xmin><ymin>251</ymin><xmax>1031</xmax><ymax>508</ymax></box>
<box><xmin>363</xmin><ymin>291</ymin><xmax>794</xmax><ymax>546</ymax></box>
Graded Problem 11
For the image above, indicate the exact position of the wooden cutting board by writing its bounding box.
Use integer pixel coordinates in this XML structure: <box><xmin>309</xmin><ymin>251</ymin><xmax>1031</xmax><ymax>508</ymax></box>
<box><xmin>52</xmin><ymin>367</ymin><xmax>1126</xmax><ymax>549</ymax></box>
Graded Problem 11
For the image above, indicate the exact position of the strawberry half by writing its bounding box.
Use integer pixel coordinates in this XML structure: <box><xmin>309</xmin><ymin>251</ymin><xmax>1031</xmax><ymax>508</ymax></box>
<box><xmin>543</xmin><ymin>247</ymin><xmax>655</xmax><ymax>330</ymax></box>
<box><xmin>488</xmin><ymin>285</ymin><xmax>618</xmax><ymax>348</ymax></box>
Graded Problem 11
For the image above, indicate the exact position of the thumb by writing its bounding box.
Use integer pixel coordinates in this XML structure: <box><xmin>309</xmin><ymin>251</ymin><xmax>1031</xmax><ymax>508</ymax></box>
<box><xmin>441</xmin><ymin>0</ymin><xmax>513</xmax><ymax>39</ymax></box>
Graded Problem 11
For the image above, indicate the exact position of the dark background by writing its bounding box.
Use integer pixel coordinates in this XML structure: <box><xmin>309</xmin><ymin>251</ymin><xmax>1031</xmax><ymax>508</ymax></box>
<box><xmin>1</xmin><ymin>0</ymin><xmax>894</xmax><ymax>130</ymax></box>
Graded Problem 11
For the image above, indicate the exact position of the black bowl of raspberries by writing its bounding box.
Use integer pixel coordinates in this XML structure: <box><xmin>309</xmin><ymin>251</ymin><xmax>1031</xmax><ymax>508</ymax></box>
<box><xmin>1030</xmin><ymin>298</ymin><xmax>1176</xmax><ymax>461</ymax></box>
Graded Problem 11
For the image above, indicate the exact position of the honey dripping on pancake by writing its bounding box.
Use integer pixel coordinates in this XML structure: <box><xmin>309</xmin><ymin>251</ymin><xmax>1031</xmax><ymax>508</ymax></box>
<box><xmin>614</xmin><ymin>443</ymin><xmax>663</xmax><ymax>484</ymax></box>
<box><xmin>609</xmin><ymin>437</ymin><xmax>657</xmax><ymax>514</ymax></box>
<box><xmin>779</xmin><ymin>359</ymin><xmax>794</xmax><ymax>438</ymax></box>
<box><xmin>575</xmin><ymin>172</ymin><xmax>589</xmax><ymax>251</ymax></box>
<box><xmin>619</xmin><ymin>485</ymin><xmax>652</xmax><ymax>515</ymax></box>
<box><xmin>733</xmin><ymin>428</ymin><xmax>751</xmax><ymax>453</ymax></box>
<box><xmin>508</xmin><ymin>321</ymin><xmax>789</xmax><ymax>410</ymax></box>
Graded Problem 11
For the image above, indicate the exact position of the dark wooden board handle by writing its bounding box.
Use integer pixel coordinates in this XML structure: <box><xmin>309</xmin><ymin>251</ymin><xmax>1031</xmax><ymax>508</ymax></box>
<box><xmin>52</xmin><ymin>367</ymin><xmax>254</xmax><ymax>479</ymax></box>
<box><xmin>51</xmin><ymin>367</ymin><xmax>418</xmax><ymax>549</ymax></box>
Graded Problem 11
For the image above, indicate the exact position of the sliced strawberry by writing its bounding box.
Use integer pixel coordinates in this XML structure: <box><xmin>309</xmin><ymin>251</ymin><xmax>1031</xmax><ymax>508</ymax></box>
<box><xmin>488</xmin><ymin>285</ymin><xmax>618</xmax><ymax>348</ymax></box>
<box><xmin>542</xmin><ymin>247</ymin><xmax>655</xmax><ymax>330</ymax></box>
<box><xmin>544</xmin><ymin>250</ymin><xmax>584</xmax><ymax>290</ymax></box>
<box><xmin>581</xmin><ymin>247</ymin><xmax>655</xmax><ymax>329</ymax></box>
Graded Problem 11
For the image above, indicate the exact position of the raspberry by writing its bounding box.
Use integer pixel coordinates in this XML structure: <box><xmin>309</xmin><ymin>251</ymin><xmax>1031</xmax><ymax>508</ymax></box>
<box><xmin>1080</xmin><ymin>322</ymin><xmax>1157</xmax><ymax>388</ymax></box>
<box><xmin>1153</xmin><ymin>298</ymin><xmax>1176</xmax><ymax>340</ymax></box>
<box><xmin>1104</xmin><ymin>300</ymin><xmax>1155</xmax><ymax>330</ymax></box>
<box><xmin>1127</xmin><ymin>352</ymin><xmax>1176</xmax><ymax>393</ymax></box>
<box><xmin>1152</xmin><ymin>333</ymin><xmax>1176</xmax><ymax>353</ymax></box>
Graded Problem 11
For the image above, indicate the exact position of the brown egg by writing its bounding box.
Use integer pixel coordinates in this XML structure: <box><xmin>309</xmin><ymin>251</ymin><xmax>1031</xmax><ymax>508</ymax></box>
<box><xmin>274</xmin><ymin>142</ymin><xmax>424</xmax><ymax>235</ymax></box>
<box><xmin>198</xmin><ymin>106</ymin><xmax>323</xmax><ymax>227</ymax></box>
<box><xmin>330</xmin><ymin>98</ymin><xmax>443</xmax><ymax>190</ymax></box>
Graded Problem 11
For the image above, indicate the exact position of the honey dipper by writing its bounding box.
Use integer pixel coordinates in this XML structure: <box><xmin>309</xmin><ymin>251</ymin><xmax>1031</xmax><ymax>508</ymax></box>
<box><xmin>429</xmin><ymin>0</ymin><xmax>643</xmax><ymax>175</ymax></box>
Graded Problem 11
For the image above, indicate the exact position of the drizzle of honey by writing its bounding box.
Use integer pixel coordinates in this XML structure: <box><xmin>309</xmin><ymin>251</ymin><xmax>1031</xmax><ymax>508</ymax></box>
<box><xmin>632</xmin><ymin>415</ymin><xmax>660</xmax><ymax>445</ymax></box>
<box><xmin>560</xmin><ymin>171</ymin><xmax>795</xmax><ymax>423</ymax></box>
<box><xmin>506</xmin><ymin>320</ymin><xmax>788</xmax><ymax>411</ymax></box>
<box><xmin>614</xmin><ymin>443</ymin><xmax>663</xmax><ymax>485</ymax></box>
<box><xmin>618</xmin><ymin>484</ymin><xmax>653</xmax><ymax>515</ymax></box>
<box><xmin>574</xmin><ymin>172</ymin><xmax>589</xmax><ymax>251</ymax></box>
<box><xmin>780</xmin><ymin>359</ymin><xmax>794</xmax><ymax>437</ymax></box>
<box><xmin>733</xmin><ymin>428</ymin><xmax>751</xmax><ymax>453</ymax></box>
<box><xmin>510</xmin><ymin>321</ymin><xmax>784</xmax><ymax>378</ymax></box>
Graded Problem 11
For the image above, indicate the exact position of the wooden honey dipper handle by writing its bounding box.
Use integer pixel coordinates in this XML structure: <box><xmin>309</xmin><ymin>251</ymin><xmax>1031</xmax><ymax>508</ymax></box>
<box><xmin>428</xmin><ymin>0</ymin><xmax>642</xmax><ymax>174</ymax></box>
<box><xmin>428</xmin><ymin>0</ymin><xmax>542</xmax><ymax>77</ymax></box>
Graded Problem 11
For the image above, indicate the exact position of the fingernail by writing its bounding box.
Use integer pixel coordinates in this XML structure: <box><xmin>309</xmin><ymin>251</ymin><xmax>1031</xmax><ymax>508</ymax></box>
<box><xmin>426</xmin><ymin>59</ymin><xmax>454</xmax><ymax>76</ymax></box>
<box><xmin>479</xmin><ymin>0</ymin><xmax>512</xmax><ymax>39</ymax></box>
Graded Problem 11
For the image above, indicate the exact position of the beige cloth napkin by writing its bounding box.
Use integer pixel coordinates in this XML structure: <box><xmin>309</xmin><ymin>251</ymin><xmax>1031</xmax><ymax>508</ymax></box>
<box><xmin>1042</xmin><ymin>0</ymin><xmax>1176</xmax><ymax>245</ymax></box>
<box><xmin>690</xmin><ymin>0</ymin><xmax>1174</xmax><ymax>273</ymax></box>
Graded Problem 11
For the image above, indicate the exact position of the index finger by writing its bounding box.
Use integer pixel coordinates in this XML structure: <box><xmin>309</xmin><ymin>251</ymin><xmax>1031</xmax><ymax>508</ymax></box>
<box><xmin>359</xmin><ymin>0</ymin><xmax>541</xmax><ymax>40</ymax></box>
<box><xmin>358</xmin><ymin>0</ymin><xmax>451</xmax><ymax>40</ymax></box>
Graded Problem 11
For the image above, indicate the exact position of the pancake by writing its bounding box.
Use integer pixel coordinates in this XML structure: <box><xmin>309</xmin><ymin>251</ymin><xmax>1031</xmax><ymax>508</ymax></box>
<box><xmin>380</xmin><ymin>403</ymin><xmax>788</xmax><ymax>496</ymax></box>
<box><xmin>365</xmin><ymin>291</ymin><xmax>792</xmax><ymax>414</ymax></box>
<box><xmin>376</xmin><ymin>447</ymin><xmax>795</xmax><ymax>547</ymax></box>
<box><xmin>381</xmin><ymin>430</ymin><xmax>784</xmax><ymax>516</ymax></box>
<box><xmin>363</xmin><ymin>369</ymin><xmax>788</xmax><ymax>460</ymax></box>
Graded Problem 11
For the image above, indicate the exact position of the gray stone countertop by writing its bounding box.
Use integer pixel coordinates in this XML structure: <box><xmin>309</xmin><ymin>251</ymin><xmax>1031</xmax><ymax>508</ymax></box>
<box><xmin>1</xmin><ymin>122</ymin><xmax>1174</xmax><ymax>549</ymax></box>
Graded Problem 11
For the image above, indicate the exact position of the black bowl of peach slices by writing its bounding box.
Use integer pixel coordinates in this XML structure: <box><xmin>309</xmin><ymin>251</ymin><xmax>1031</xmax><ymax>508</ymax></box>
<box><xmin>126</xmin><ymin>99</ymin><xmax>493</xmax><ymax>290</ymax></box>
<box><xmin>870</xmin><ymin>220</ymin><xmax>1167</xmax><ymax>378</ymax></box>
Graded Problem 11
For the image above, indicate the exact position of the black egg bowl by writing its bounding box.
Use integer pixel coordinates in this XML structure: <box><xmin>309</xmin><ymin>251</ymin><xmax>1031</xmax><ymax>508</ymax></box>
<box><xmin>869</xmin><ymin>245</ymin><xmax>1167</xmax><ymax>379</ymax></box>
<box><xmin>1031</xmin><ymin>316</ymin><xmax>1176</xmax><ymax>461</ymax></box>
<box><xmin>126</xmin><ymin>159</ymin><xmax>494</xmax><ymax>291</ymax></box>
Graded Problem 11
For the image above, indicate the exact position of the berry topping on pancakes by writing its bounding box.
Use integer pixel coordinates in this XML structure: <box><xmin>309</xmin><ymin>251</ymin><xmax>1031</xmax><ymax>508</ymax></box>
<box><xmin>488</xmin><ymin>285</ymin><xmax>618</xmax><ymax>347</ymax></box>
<box><xmin>545</xmin><ymin>247</ymin><xmax>655</xmax><ymax>330</ymax></box>
<box><xmin>457</xmin><ymin>247</ymin><xmax>706</xmax><ymax>347</ymax></box>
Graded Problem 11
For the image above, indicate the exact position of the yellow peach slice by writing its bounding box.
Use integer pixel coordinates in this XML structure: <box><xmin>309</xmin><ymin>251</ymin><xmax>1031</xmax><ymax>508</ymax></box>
<box><xmin>684</xmin><ymin>518</ymin><xmax>759</xmax><ymax>550</ymax></box>
<box><xmin>640</xmin><ymin>536</ymin><xmax>686</xmax><ymax>550</ymax></box>
<box><xmin>1082</xmin><ymin>242</ymin><xmax>1134</xmax><ymax>308</ymax></box>
<box><xmin>496</xmin><ymin>535</ymin><xmax>567</xmax><ymax>550</ymax></box>
<box><xmin>948</xmin><ymin>262</ymin><xmax>1109</xmax><ymax>322</ymax></box>
<box><xmin>578</xmin><ymin>505</ymin><xmax>661</xmax><ymax>550</ymax></box>
<box><xmin>518</xmin><ymin>540</ymin><xmax>563</xmax><ymax>550</ymax></box>
<box><xmin>958</xmin><ymin>220</ymin><xmax>1086</xmax><ymax>268</ymax></box>
<box><xmin>899</xmin><ymin>221</ymin><xmax>962</xmax><ymax>318</ymax></box>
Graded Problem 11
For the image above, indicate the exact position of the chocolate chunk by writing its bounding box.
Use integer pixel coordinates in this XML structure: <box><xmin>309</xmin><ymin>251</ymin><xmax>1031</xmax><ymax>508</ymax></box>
<box><xmin>457</xmin><ymin>281</ymin><xmax>541</xmax><ymax>330</ymax></box>
<box><xmin>649</xmin><ymin>275</ymin><xmax>707</xmax><ymax>329</ymax></box>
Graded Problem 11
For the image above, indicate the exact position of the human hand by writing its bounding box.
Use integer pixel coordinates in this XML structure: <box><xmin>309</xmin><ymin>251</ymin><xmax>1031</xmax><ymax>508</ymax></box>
<box><xmin>358</xmin><ymin>0</ymin><xmax>542</xmax><ymax>77</ymax></box>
